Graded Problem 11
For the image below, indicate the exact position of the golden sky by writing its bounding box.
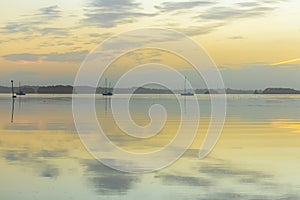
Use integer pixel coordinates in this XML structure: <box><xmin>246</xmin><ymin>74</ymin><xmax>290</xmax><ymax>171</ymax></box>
<box><xmin>0</xmin><ymin>0</ymin><xmax>300</xmax><ymax>88</ymax></box>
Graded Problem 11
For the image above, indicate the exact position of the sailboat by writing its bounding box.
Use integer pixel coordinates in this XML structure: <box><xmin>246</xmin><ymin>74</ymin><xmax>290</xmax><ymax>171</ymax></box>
<box><xmin>181</xmin><ymin>77</ymin><xmax>194</xmax><ymax>96</ymax></box>
<box><xmin>102</xmin><ymin>78</ymin><xmax>113</xmax><ymax>96</ymax></box>
<box><xmin>16</xmin><ymin>81</ymin><xmax>26</xmax><ymax>96</ymax></box>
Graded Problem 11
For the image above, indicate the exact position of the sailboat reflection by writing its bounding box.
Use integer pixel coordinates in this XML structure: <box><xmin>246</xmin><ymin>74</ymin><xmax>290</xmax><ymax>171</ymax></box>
<box><xmin>104</xmin><ymin>96</ymin><xmax>111</xmax><ymax>114</ymax></box>
<box><xmin>183</xmin><ymin>95</ymin><xmax>187</xmax><ymax>115</ymax></box>
<box><xmin>18</xmin><ymin>95</ymin><xmax>22</xmax><ymax>110</ymax></box>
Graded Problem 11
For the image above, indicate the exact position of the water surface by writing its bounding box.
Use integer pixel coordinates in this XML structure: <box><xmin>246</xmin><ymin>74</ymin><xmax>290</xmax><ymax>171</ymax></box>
<box><xmin>1</xmin><ymin>94</ymin><xmax>300</xmax><ymax>199</ymax></box>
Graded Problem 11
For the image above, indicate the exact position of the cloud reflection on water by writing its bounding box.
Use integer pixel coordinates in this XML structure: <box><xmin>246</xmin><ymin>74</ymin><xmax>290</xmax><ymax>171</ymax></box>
<box><xmin>81</xmin><ymin>159</ymin><xmax>140</xmax><ymax>195</ymax></box>
<box><xmin>153</xmin><ymin>156</ymin><xmax>300</xmax><ymax>199</ymax></box>
<box><xmin>1</xmin><ymin>95</ymin><xmax>300</xmax><ymax>199</ymax></box>
<box><xmin>0</xmin><ymin>148</ymin><xmax>68</xmax><ymax>179</ymax></box>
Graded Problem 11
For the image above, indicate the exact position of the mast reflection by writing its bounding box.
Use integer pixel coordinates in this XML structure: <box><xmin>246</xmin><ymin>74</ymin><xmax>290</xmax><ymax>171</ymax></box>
<box><xmin>11</xmin><ymin>97</ymin><xmax>15</xmax><ymax>123</ymax></box>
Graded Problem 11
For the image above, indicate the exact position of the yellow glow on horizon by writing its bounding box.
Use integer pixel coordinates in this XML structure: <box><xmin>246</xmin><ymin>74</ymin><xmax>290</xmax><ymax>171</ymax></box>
<box><xmin>272</xmin><ymin>121</ymin><xmax>300</xmax><ymax>133</ymax></box>
<box><xmin>270</xmin><ymin>58</ymin><xmax>300</xmax><ymax>66</ymax></box>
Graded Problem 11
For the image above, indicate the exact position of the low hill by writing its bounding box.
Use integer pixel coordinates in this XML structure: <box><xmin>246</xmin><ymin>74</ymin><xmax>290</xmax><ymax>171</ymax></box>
<box><xmin>263</xmin><ymin>88</ymin><xmax>300</xmax><ymax>94</ymax></box>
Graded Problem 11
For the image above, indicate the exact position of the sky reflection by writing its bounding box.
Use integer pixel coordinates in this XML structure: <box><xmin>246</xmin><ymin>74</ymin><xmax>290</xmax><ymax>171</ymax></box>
<box><xmin>1</xmin><ymin>94</ymin><xmax>300</xmax><ymax>199</ymax></box>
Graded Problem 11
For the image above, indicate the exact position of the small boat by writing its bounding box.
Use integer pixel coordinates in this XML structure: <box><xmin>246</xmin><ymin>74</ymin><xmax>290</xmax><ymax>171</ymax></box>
<box><xmin>16</xmin><ymin>81</ymin><xmax>26</xmax><ymax>96</ymax></box>
<box><xmin>16</xmin><ymin>91</ymin><xmax>26</xmax><ymax>95</ymax></box>
<box><xmin>181</xmin><ymin>92</ymin><xmax>194</xmax><ymax>96</ymax></box>
<box><xmin>181</xmin><ymin>77</ymin><xmax>194</xmax><ymax>96</ymax></box>
<box><xmin>102</xmin><ymin>78</ymin><xmax>113</xmax><ymax>96</ymax></box>
<box><xmin>102</xmin><ymin>92</ymin><xmax>113</xmax><ymax>96</ymax></box>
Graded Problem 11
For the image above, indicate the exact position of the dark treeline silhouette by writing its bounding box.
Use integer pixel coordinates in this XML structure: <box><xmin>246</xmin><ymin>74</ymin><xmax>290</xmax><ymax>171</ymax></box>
<box><xmin>0</xmin><ymin>85</ymin><xmax>299</xmax><ymax>94</ymax></box>
<box><xmin>37</xmin><ymin>85</ymin><xmax>73</xmax><ymax>94</ymax></box>
<box><xmin>0</xmin><ymin>86</ymin><xmax>11</xmax><ymax>93</ymax></box>
<box><xmin>262</xmin><ymin>88</ymin><xmax>300</xmax><ymax>94</ymax></box>
<box><xmin>133</xmin><ymin>87</ymin><xmax>173</xmax><ymax>94</ymax></box>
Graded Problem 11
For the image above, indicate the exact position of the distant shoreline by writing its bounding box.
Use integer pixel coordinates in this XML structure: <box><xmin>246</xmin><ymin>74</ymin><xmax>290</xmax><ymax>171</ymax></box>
<box><xmin>1</xmin><ymin>85</ymin><xmax>299</xmax><ymax>94</ymax></box>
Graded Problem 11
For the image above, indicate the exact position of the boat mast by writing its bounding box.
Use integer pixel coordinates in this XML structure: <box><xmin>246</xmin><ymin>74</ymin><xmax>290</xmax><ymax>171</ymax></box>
<box><xmin>184</xmin><ymin>77</ymin><xmax>187</xmax><ymax>94</ymax></box>
<box><xmin>105</xmin><ymin>78</ymin><xmax>107</xmax><ymax>93</ymax></box>
<box><xmin>109</xmin><ymin>81</ymin><xmax>111</xmax><ymax>93</ymax></box>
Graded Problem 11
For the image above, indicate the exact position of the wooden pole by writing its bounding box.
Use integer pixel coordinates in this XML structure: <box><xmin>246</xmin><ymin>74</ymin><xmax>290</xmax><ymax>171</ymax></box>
<box><xmin>11</xmin><ymin>80</ymin><xmax>16</xmax><ymax>98</ymax></box>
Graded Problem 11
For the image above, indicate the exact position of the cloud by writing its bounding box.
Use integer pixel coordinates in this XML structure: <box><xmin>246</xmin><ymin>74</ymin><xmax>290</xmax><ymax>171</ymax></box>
<box><xmin>175</xmin><ymin>23</ymin><xmax>225</xmax><ymax>36</ymax></box>
<box><xmin>262</xmin><ymin>0</ymin><xmax>289</xmax><ymax>4</ymax></box>
<box><xmin>196</xmin><ymin>0</ymin><xmax>288</xmax><ymax>21</ymax></box>
<box><xmin>3</xmin><ymin>50</ymin><xmax>89</xmax><ymax>63</ymax></box>
<box><xmin>39</xmin><ymin>27</ymin><xmax>69</xmax><ymax>35</ymax></box>
<box><xmin>4</xmin><ymin>54</ymin><xmax>42</xmax><ymax>62</ymax></box>
<box><xmin>154</xmin><ymin>1</ymin><xmax>215</xmax><ymax>13</ymax></box>
<box><xmin>1</xmin><ymin>5</ymin><xmax>64</xmax><ymax>35</ymax></box>
<box><xmin>88</xmin><ymin>0</ymin><xmax>140</xmax><ymax>11</ymax></box>
<box><xmin>45</xmin><ymin>51</ymin><xmax>89</xmax><ymax>62</ymax></box>
<box><xmin>236</xmin><ymin>2</ymin><xmax>261</xmax><ymax>7</ymax></box>
<box><xmin>89</xmin><ymin>33</ymin><xmax>112</xmax><ymax>38</ymax></box>
<box><xmin>152</xmin><ymin>0</ymin><xmax>286</xmax><ymax>37</ymax></box>
<box><xmin>35</xmin><ymin>5</ymin><xmax>61</xmax><ymax>19</ymax></box>
<box><xmin>198</xmin><ymin>5</ymin><xmax>275</xmax><ymax>20</ymax></box>
<box><xmin>83</xmin><ymin>0</ymin><xmax>156</xmax><ymax>28</ymax></box>
<box><xmin>228</xmin><ymin>36</ymin><xmax>245</xmax><ymax>40</ymax></box>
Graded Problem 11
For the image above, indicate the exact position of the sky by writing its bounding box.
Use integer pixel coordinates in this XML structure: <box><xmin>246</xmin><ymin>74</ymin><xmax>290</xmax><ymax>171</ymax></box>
<box><xmin>0</xmin><ymin>0</ymin><xmax>300</xmax><ymax>89</ymax></box>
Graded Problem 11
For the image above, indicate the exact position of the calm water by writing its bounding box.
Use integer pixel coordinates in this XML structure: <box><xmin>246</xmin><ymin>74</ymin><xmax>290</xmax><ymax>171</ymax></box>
<box><xmin>1</xmin><ymin>94</ymin><xmax>300</xmax><ymax>199</ymax></box>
